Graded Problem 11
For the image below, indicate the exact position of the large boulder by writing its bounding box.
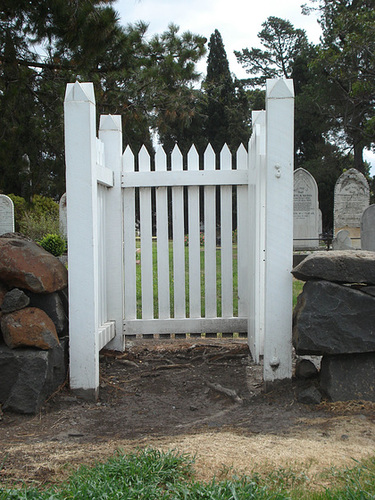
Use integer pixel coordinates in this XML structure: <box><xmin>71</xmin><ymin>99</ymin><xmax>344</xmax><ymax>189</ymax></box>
<box><xmin>0</xmin><ymin>236</ymin><xmax>68</xmax><ymax>293</ymax></box>
<box><xmin>0</xmin><ymin>339</ymin><xmax>68</xmax><ymax>414</ymax></box>
<box><xmin>292</xmin><ymin>250</ymin><xmax>375</xmax><ymax>284</ymax></box>
<box><xmin>1</xmin><ymin>307</ymin><xmax>60</xmax><ymax>349</ymax></box>
<box><xmin>293</xmin><ymin>280</ymin><xmax>375</xmax><ymax>355</ymax></box>
<box><xmin>320</xmin><ymin>353</ymin><xmax>375</xmax><ymax>402</ymax></box>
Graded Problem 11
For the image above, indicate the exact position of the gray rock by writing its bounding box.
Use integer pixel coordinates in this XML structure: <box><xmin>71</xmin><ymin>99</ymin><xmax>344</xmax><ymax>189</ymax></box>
<box><xmin>25</xmin><ymin>290</ymin><xmax>68</xmax><ymax>336</ymax></box>
<box><xmin>292</xmin><ymin>250</ymin><xmax>375</xmax><ymax>284</ymax></box>
<box><xmin>293</xmin><ymin>280</ymin><xmax>375</xmax><ymax>355</ymax></box>
<box><xmin>297</xmin><ymin>385</ymin><xmax>322</xmax><ymax>404</ymax></box>
<box><xmin>320</xmin><ymin>353</ymin><xmax>375</xmax><ymax>402</ymax></box>
<box><xmin>295</xmin><ymin>358</ymin><xmax>318</xmax><ymax>379</ymax></box>
<box><xmin>355</xmin><ymin>285</ymin><xmax>375</xmax><ymax>297</ymax></box>
<box><xmin>1</xmin><ymin>288</ymin><xmax>30</xmax><ymax>313</ymax></box>
<box><xmin>0</xmin><ymin>339</ymin><xmax>68</xmax><ymax>414</ymax></box>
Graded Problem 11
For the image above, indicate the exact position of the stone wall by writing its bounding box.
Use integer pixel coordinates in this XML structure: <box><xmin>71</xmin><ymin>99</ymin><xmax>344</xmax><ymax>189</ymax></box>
<box><xmin>0</xmin><ymin>233</ymin><xmax>68</xmax><ymax>413</ymax></box>
<box><xmin>293</xmin><ymin>250</ymin><xmax>375</xmax><ymax>402</ymax></box>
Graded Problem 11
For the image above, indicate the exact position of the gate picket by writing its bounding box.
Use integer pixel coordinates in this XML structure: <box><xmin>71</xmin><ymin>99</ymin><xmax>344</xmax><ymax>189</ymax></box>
<box><xmin>204</xmin><ymin>145</ymin><xmax>217</xmax><ymax>318</ymax></box>
<box><xmin>236</xmin><ymin>144</ymin><xmax>248</xmax><ymax>319</ymax></box>
<box><xmin>155</xmin><ymin>147</ymin><xmax>170</xmax><ymax>319</ymax></box>
<box><xmin>139</xmin><ymin>146</ymin><xmax>154</xmax><ymax>319</ymax></box>
<box><xmin>123</xmin><ymin>146</ymin><xmax>137</xmax><ymax>320</ymax></box>
<box><xmin>171</xmin><ymin>146</ymin><xmax>186</xmax><ymax>318</ymax></box>
<box><xmin>220</xmin><ymin>145</ymin><xmax>233</xmax><ymax>318</ymax></box>
<box><xmin>187</xmin><ymin>146</ymin><xmax>201</xmax><ymax>318</ymax></box>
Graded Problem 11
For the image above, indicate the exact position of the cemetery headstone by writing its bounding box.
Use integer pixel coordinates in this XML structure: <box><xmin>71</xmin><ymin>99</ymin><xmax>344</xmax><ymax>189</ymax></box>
<box><xmin>59</xmin><ymin>193</ymin><xmax>67</xmax><ymax>240</ymax></box>
<box><xmin>334</xmin><ymin>168</ymin><xmax>369</xmax><ymax>248</ymax></box>
<box><xmin>332</xmin><ymin>229</ymin><xmax>352</xmax><ymax>250</ymax></box>
<box><xmin>0</xmin><ymin>194</ymin><xmax>15</xmax><ymax>236</ymax></box>
<box><xmin>293</xmin><ymin>168</ymin><xmax>320</xmax><ymax>249</ymax></box>
<box><xmin>361</xmin><ymin>204</ymin><xmax>375</xmax><ymax>251</ymax></box>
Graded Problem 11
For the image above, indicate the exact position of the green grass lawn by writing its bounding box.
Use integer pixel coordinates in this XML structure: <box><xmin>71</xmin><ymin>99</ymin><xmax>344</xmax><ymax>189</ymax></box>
<box><xmin>136</xmin><ymin>241</ymin><xmax>238</xmax><ymax>319</ymax></box>
<box><xmin>2</xmin><ymin>448</ymin><xmax>375</xmax><ymax>499</ymax></box>
<box><xmin>135</xmin><ymin>241</ymin><xmax>304</xmax><ymax>318</ymax></box>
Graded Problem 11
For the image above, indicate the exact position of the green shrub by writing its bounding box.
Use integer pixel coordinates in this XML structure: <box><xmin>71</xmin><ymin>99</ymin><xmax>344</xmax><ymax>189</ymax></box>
<box><xmin>39</xmin><ymin>233</ymin><xmax>66</xmax><ymax>257</ymax></box>
<box><xmin>31</xmin><ymin>194</ymin><xmax>59</xmax><ymax>219</ymax></box>
<box><xmin>19</xmin><ymin>211</ymin><xmax>60</xmax><ymax>241</ymax></box>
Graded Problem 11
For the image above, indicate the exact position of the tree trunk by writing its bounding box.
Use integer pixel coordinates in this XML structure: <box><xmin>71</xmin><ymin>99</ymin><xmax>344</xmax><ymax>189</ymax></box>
<box><xmin>353</xmin><ymin>141</ymin><xmax>364</xmax><ymax>174</ymax></box>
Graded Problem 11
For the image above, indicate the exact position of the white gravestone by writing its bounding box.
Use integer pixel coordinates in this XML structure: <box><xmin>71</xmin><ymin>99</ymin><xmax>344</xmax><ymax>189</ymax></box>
<box><xmin>293</xmin><ymin>168</ymin><xmax>320</xmax><ymax>249</ymax></box>
<box><xmin>361</xmin><ymin>204</ymin><xmax>375</xmax><ymax>251</ymax></box>
<box><xmin>59</xmin><ymin>193</ymin><xmax>67</xmax><ymax>239</ymax></box>
<box><xmin>334</xmin><ymin>168</ymin><xmax>369</xmax><ymax>249</ymax></box>
<box><xmin>332</xmin><ymin>229</ymin><xmax>352</xmax><ymax>250</ymax></box>
<box><xmin>0</xmin><ymin>194</ymin><xmax>15</xmax><ymax>235</ymax></box>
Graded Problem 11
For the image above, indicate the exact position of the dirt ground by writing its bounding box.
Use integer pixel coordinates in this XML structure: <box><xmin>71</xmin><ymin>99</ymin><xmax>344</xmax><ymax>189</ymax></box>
<box><xmin>1</xmin><ymin>339</ymin><xmax>375</xmax><ymax>488</ymax></box>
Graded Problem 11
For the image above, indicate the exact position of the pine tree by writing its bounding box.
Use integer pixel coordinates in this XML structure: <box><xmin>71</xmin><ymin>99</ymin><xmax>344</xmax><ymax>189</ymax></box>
<box><xmin>203</xmin><ymin>30</ymin><xmax>250</xmax><ymax>153</ymax></box>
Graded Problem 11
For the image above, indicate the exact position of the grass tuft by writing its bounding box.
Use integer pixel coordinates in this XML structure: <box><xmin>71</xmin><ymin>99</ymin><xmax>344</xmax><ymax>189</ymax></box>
<box><xmin>2</xmin><ymin>449</ymin><xmax>375</xmax><ymax>499</ymax></box>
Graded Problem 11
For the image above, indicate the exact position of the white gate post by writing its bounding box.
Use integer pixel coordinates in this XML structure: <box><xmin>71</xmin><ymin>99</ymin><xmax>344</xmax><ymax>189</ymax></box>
<box><xmin>263</xmin><ymin>79</ymin><xmax>294</xmax><ymax>384</ymax></box>
<box><xmin>65</xmin><ymin>82</ymin><xmax>99</xmax><ymax>400</ymax></box>
<box><xmin>99</xmin><ymin>115</ymin><xmax>125</xmax><ymax>351</ymax></box>
<box><xmin>247</xmin><ymin>110</ymin><xmax>266</xmax><ymax>363</ymax></box>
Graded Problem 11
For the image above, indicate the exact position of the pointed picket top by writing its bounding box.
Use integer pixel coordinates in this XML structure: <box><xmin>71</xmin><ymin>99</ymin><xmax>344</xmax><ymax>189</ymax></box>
<box><xmin>122</xmin><ymin>145</ymin><xmax>135</xmax><ymax>173</ymax></box>
<box><xmin>252</xmin><ymin>110</ymin><xmax>266</xmax><ymax>127</ymax></box>
<box><xmin>204</xmin><ymin>143</ymin><xmax>215</xmax><ymax>171</ymax></box>
<box><xmin>266</xmin><ymin>78</ymin><xmax>294</xmax><ymax>99</ymax></box>
<box><xmin>236</xmin><ymin>143</ymin><xmax>248</xmax><ymax>171</ymax></box>
<box><xmin>99</xmin><ymin>114</ymin><xmax>122</xmax><ymax>132</ymax></box>
<box><xmin>65</xmin><ymin>81</ymin><xmax>95</xmax><ymax>103</ymax></box>
<box><xmin>171</xmin><ymin>144</ymin><xmax>183</xmax><ymax>171</ymax></box>
<box><xmin>187</xmin><ymin>145</ymin><xmax>199</xmax><ymax>171</ymax></box>
<box><xmin>220</xmin><ymin>144</ymin><xmax>232</xmax><ymax>171</ymax></box>
<box><xmin>155</xmin><ymin>146</ymin><xmax>167</xmax><ymax>172</ymax></box>
<box><xmin>139</xmin><ymin>145</ymin><xmax>151</xmax><ymax>172</ymax></box>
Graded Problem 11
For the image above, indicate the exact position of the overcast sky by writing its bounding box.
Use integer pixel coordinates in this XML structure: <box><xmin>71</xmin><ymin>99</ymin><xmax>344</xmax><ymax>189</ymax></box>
<box><xmin>115</xmin><ymin>0</ymin><xmax>322</xmax><ymax>78</ymax></box>
<box><xmin>114</xmin><ymin>0</ymin><xmax>374</xmax><ymax>171</ymax></box>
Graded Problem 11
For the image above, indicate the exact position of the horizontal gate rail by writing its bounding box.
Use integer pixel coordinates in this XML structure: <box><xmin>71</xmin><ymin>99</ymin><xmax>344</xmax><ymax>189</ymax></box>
<box><xmin>124</xmin><ymin>318</ymin><xmax>247</xmax><ymax>335</ymax></box>
<box><xmin>121</xmin><ymin>169</ymin><xmax>249</xmax><ymax>187</ymax></box>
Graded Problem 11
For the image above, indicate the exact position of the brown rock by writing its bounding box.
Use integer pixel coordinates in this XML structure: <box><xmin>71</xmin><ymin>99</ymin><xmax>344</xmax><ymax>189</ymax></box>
<box><xmin>1</xmin><ymin>307</ymin><xmax>60</xmax><ymax>349</ymax></box>
<box><xmin>0</xmin><ymin>237</ymin><xmax>68</xmax><ymax>293</ymax></box>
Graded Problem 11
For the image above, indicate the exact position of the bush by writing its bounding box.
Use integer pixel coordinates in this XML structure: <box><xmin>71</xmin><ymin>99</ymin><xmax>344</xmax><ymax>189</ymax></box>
<box><xmin>19</xmin><ymin>211</ymin><xmax>60</xmax><ymax>241</ymax></box>
<box><xmin>31</xmin><ymin>194</ymin><xmax>59</xmax><ymax>219</ymax></box>
<box><xmin>39</xmin><ymin>233</ymin><xmax>66</xmax><ymax>257</ymax></box>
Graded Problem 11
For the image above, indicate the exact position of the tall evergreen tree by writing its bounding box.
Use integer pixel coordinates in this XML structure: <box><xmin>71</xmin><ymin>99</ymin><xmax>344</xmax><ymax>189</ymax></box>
<box><xmin>203</xmin><ymin>29</ymin><xmax>250</xmax><ymax>153</ymax></box>
<box><xmin>306</xmin><ymin>0</ymin><xmax>375</xmax><ymax>173</ymax></box>
<box><xmin>0</xmin><ymin>3</ymin><xmax>207</xmax><ymax>198</ymax></box>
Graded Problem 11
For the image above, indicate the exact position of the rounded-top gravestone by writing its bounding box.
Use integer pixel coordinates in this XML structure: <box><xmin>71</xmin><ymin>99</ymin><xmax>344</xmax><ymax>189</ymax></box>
<box><xmin>334</xmin><ymin>168</ymin><xmax>369</xmax><ymax>248</ymax></box>
<box><xmin>361</xmin><ymin>204</ymin><xmax>375</xmax><ymax>251</ymax></box>
<box><xmin>0</xmin><ymin>195</ymin><xmax>14</xmax><ymax>236</ymax></box>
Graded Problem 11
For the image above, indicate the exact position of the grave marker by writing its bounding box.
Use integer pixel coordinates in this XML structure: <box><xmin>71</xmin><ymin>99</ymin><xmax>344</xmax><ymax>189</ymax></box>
<box><xmin>361</xmin><ymin>204</ymin><xmax>375</xmax><ymax>251</ymax></box>
<box><xmin>59</xmin><ymin>193</ymin><xmax>67</xmax><ymax>239</ymax></box>
<box><xmin>293</xmin><ymin>168</ymin><xmax>320</xmax><ymax>249</ymax></box>
<box><xmin>334</xmin><ymin>168</ymin><xmax>369</xmax><ymax>248</ymax></box>
<box><xmin>0</xmin><ymin>194</ymin><xmax>15</xmax><ymax>235</ymax></box>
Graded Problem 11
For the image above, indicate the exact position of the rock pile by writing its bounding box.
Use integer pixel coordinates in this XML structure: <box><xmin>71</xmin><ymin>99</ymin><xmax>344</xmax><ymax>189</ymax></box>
<box><xmin>293</xmin><ymin>250</ymin><xmax>375</xmax><ymax>402</ymax></box>
<box><xmin>0</xmin><ymin>233</ymin><xmax>68</xmax><ymax>413</ymax></box>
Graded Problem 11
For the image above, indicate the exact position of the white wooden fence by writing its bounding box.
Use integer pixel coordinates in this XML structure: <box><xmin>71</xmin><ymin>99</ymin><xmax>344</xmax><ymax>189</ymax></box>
<box><xmin>64</xmin><ymin>79</ymin><xmax>294</xmax><ymax>399</ymax></box>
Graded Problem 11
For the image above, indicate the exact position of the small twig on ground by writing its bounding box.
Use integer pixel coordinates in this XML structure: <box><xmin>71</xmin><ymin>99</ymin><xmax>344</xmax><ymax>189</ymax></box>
<box><xmin>205</xmin><ymin>381</ymin><xmax>243</xmax><ymax>404</ymax></box>
<box><xmin>117</xmin><ymin>359</ymin><xmax>139</xmax><ymax>368</ymax></box>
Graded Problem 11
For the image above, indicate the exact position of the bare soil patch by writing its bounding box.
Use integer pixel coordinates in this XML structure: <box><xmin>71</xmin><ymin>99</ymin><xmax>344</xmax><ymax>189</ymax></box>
<box><xmin>1</xmin><ymin>339</ymin><xmax>375</xmax><ymax>487</ymax></box>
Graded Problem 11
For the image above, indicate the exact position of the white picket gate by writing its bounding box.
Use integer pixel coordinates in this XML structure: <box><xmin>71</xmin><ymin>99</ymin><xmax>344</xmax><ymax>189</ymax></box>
<box><xmin>64</xmin><ymin>79</ymin><xmax>294</xmax><ymax>399</ymax></box>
